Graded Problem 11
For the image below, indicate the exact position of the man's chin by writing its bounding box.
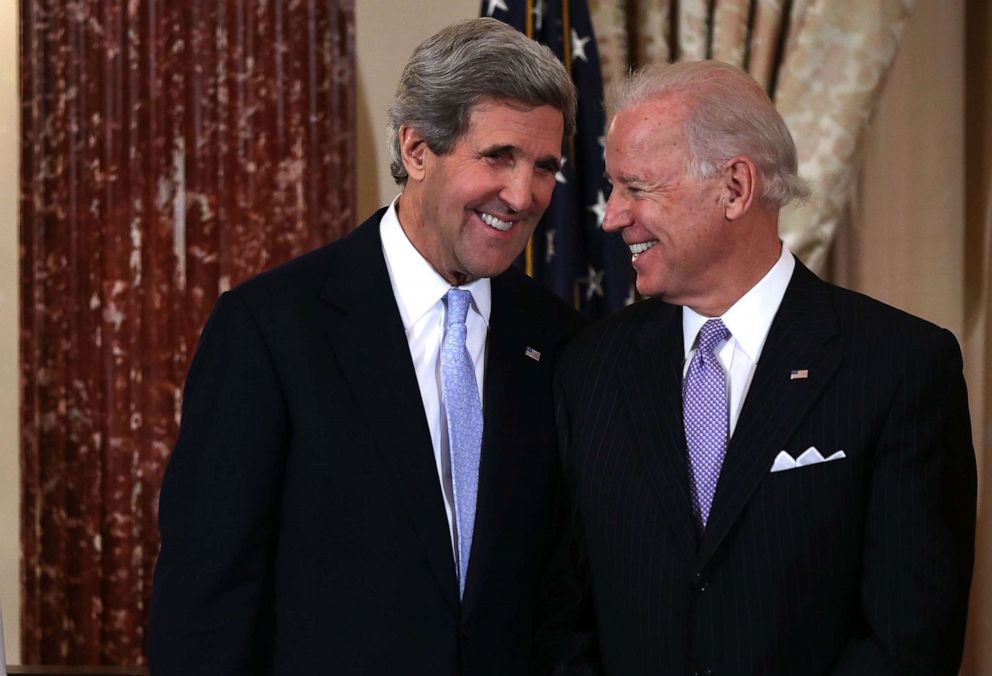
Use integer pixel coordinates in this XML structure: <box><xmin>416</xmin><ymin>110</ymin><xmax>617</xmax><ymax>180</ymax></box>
<box><xmin>634</xmin><ymin>277</ymin><xmax>662</xmax><ymax>299</ymax></box>
<box><xmin>461</xmin><ymin>244</ymin><xmax>529</xmax><ymax>280</ymax></box>
<box><xmin>469</xmin><ymin>264</ymin><xmax>512</xmax><ymax>280</ymax></box>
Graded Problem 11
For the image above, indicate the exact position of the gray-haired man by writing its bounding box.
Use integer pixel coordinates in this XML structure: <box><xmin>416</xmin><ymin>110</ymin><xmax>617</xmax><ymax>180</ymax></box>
<box><xmin>150</xmin><ymin>18</ymin><xmax>582</xmax><ymax>675</ymax></box>
<box><xmin>552</xmin><ymin>60</ymin><xmax>975</xmax><ymax>675</ymax></box>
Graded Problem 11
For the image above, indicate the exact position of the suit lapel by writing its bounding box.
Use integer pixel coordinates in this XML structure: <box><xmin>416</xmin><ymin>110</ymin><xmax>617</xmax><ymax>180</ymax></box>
<box><xmin>461</xmin><ymin>274</ymin><xmax>547</xmax><ymax>610</ymax></box>
<box><xmin>617</xmin><ymin>301</ymin><xmax>698</xmax><ymax>557</ymax></box>
<box><xmin>317</xmin><ymin>214</ymin><xmax>459</xmax><ymax>610</ymax></box>
<box><xmin>697</xmin><ymin>263</ymin><xmax>843</xmax><ymax>568</ymax></box>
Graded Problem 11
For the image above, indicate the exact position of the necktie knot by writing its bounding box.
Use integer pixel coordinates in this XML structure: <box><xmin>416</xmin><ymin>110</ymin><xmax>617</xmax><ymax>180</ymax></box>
<box><xmin>696</xmin><ymin>319</ymin><xmax>730</xmax><ymax>356</ymax></box>
<box><xmin>446</xmin><ymin>289</ymin><xmax>472</xmax><ymax>328</ymax></box>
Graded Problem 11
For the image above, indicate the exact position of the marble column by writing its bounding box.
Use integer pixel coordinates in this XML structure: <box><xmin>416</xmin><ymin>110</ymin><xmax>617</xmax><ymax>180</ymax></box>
<box><xmin>20</xmin><ymin>0</ymin><xmax>355</xmax><ymax>664</ymax></box>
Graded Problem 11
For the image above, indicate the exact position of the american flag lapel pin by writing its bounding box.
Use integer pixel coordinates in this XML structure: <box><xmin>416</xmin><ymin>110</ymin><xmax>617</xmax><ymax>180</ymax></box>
<box><xmin>790</xmin><ymin>369</ymin><xmax>809</xmax><ymax>380</ymax></box>
<box><xmin>524</xmin><ymin>346</ymin><xmax>541</xmax><ymax>362</ymax></box>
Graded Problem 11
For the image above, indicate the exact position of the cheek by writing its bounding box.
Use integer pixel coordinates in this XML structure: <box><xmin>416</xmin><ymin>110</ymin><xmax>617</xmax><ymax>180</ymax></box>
<box><xmin>446</xmin><ymin>166</ymin><xmax>491</xmax><ymax>204</ymax></box>
<box><xmin>633</xmin><ymin>203</ymin><xmax>666</xmax><ymax>237</ymax></box>
<box><xmin>535</xmin><ymin>177</ymin><xmax>557</xmax><ymax>206</ymax></box>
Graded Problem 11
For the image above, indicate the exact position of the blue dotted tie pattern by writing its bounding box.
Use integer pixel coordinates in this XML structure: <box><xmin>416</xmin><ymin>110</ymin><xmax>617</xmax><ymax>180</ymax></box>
<box><xmin>441</xmin><ymin>289</ymin><xmax>483</xmax><ymax>598</ymax></box>
<box><xmin>683</xmin><ymin>318</ymin><xmax>731</xmax><ymax>530</ymax></box>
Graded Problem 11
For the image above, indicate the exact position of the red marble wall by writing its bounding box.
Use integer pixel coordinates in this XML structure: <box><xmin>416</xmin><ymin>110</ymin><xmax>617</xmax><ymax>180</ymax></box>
<box><xmin>19</xmin><ymin>0</ymin><xmax>355</xmax><ymax>664</ymax></box>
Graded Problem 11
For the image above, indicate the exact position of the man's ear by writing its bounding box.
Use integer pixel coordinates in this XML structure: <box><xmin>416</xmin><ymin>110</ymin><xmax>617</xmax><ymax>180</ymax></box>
<box><xmin>399</xmin><ymin>125</ymin><xmax>429</xmax><ymax>182</ymax></box>
<box><xmin>721</xmin><ymin>156</ymin><xmax>757</xmax><ymax>220</ymax></box>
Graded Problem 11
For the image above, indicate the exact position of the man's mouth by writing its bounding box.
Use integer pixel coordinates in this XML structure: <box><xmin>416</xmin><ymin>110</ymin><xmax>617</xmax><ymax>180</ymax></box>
<box><xmin>480</xmin><ymin>212</ymin><xmax>513</xmax><ymax>232</ymax></box>
<box><xmin>629</xmin><ymin>240</ymin><xmax>658</xmax><ymax>258</ymax></box>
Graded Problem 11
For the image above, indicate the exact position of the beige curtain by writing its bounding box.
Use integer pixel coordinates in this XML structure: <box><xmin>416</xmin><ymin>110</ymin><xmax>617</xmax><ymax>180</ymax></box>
<box><xmin>588</xmin><ymin>0</ymin><xmax>915</xmax><ymax>272</ymax></box>
<box><xmin>589</xmin><ymin>0</ymin><xmax>991</xmax><ymax>672</ymax></box>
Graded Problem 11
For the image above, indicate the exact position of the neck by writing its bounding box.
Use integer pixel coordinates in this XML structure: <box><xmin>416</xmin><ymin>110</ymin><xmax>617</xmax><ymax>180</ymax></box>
<box><xmin>395</xmin><ymin>191</ymin><xmax>471</xmax><ymax>286</ymax></box>
<box><xmin>687</xmin><ymin>219</ymin><xmax>782</xmax><ymax>317</ymax></box>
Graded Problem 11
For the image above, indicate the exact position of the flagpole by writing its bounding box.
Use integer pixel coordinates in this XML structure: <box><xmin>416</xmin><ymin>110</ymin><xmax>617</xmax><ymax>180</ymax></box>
<box><xmin>563</xmin><ymin>0</ymin><xmax>579</xmax><ymax>311</ymax></box>
<box><xmin>562</xmin><ymin>1</ymin><xmax>575</xmax><ymax>161</ymax></box>
<box><xmin>523</xmin><ymin>0</ymin><xmax>536</xmax><ymax>277</ymax></box>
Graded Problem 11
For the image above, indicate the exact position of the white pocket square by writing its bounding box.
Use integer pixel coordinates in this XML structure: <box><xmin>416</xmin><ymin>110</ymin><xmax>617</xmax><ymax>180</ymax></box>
<box><xmin>770</xmin><ymin>446</ymin><xmax>846</xmax><ymax>473</ymax></box>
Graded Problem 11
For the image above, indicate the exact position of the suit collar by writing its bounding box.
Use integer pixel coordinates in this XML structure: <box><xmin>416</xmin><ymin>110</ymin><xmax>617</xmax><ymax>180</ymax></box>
<box><xmin>696</xmin><ymin>261</ymin><xmax>843</xmax><ymax>567</ymax></box>
<box><xmin>319</xmin><ymin>212</ymin><xmax>461</xmax><ymax>610</ymax></box>
<box><xmin>617</xmin><ymin>262</ymin><xmax>842</xmax><ymax>563</ymax></box>
<box><xmin>319</xmin><ymin>221</ymin><xmax>559</xmax><ymax>612</ymax></box>
<box><xmin>619</xmin><ymin>300</ymin><xmax>699</xmax><ymax>557</ymax></box>
<box><xmin>461</xmin><ymin>271</ymin><xmax>558</xmax><ymax>610</ymax></box>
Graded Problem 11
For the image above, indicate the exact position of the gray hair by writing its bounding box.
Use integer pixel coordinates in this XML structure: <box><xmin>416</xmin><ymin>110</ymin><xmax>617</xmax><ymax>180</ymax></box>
<box><xmin>611</xmin><ymin>60</ymin><xmax>810</xmax><ymax>208</ymax></box>
<box><xmin>388</xmin><ymin>17</ymin><xmax>576</xmax><ymax>184</ymax></box>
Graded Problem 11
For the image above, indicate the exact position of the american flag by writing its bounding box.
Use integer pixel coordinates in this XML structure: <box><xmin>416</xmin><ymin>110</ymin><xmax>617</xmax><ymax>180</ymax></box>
<box><xmin>482</xmin><ymin>0</ymin><xmax>632</xmax><ymax>318</ymax></box>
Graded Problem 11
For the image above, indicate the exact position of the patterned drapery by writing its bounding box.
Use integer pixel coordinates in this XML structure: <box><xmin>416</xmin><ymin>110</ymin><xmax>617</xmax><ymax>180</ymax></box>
<box><xmin>587</xmin><ymin>0</ymin><xmax>915</xmax><ymax>272</ymax></box>
<box><xmin>20</xmin><ymin>0</ymin><xmax>355</xmax><ymax>664</ymax></box>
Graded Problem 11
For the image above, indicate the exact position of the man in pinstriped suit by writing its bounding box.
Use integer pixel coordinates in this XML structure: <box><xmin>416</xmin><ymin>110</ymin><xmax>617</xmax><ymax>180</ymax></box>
<box><xmin>550</xmin><ymin>61</ymin><xmax>976</xmax><ymax>675</ymax></box>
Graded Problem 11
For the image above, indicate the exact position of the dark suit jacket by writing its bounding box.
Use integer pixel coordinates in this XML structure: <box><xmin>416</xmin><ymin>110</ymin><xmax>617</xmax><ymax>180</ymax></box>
<box><xmin>552</xmin><ymin>262</ymin><xmax>976</xmax><ymax>676</ymax></box>
<box><xmin>149</xmin><ymin>209</ymin><xmax>584</xmax><ymax>675</ymax></box>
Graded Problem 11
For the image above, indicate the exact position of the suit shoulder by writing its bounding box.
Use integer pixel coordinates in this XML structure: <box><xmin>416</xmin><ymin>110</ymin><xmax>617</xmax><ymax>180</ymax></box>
<box><xmin>232</xmin><ymin>241</ymin><xmax>336</xmax><ymax>301</ymax></box>
<box><xmin>228</xmin><ymin>211</ymin><xmax>386</xmax><ymax>311</ymax></box>
<box><xmin>826</xmin><ymin>282</ymin><xmax>957</xmax><ymax>348</ymax></box>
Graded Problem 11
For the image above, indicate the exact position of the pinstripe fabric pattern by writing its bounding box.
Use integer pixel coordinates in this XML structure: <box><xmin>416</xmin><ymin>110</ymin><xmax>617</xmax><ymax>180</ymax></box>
<box><xmin>553</xmin><ymin>262</ymin><xmax>976</xmax><ymax>676</ymax></box>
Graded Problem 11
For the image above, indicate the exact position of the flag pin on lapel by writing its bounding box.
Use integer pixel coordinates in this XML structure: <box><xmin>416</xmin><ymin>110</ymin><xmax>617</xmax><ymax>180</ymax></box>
<box><xmin>525</xmin><ymin>346</ymin><xmax>541</xmax><ymax>362</ymax></box>
<box><xmin>790</xmin><ymin>369</ymin><xmax>809</xmax><ymax>380</ymax></box>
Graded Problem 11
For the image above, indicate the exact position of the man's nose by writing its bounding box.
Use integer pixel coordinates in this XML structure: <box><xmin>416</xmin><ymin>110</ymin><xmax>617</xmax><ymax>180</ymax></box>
<box><xmin>499</xmin><ymin>167</ymin><xmax>536</xmax><ymax>213</ymax></box>
<box><xmin>602</xmin><ymin>190</ymin><xmax>631</xmax><ymax>233</ymax></box>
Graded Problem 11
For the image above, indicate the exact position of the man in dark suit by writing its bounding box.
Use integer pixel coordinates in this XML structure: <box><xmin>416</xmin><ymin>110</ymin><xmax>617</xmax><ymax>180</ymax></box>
<box><xmin>551</xmin><ymin>61</ymin><xmax>976</xmax><ymax>675</ymax></box>
<box><xmin>149</xmin><ymin>18</ymin><xmax>583</xmax><ymax>675</ymax></box>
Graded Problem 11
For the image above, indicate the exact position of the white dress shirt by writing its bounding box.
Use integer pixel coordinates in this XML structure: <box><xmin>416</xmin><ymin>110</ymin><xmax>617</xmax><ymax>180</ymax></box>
<box><xmin>380</xmin><ymin>198</ymin><xmax>490</xmax><ymax>556</ymax></box>
<box><xmin>682</xmin><ymin>244</ymin><xmax>795</xmax><ymax>436</ymax></box>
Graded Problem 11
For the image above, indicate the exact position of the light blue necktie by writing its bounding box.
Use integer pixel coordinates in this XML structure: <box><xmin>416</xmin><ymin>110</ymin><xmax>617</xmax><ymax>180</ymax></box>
<box><xmin>441</xmin><ymin>288</ymin><xmax>483</xmax><ymax>598</ymax></box>
<box><xmin>683</xmin><ymin>318</ymin><xmax>731</xmax><ymax>530</ymax></box>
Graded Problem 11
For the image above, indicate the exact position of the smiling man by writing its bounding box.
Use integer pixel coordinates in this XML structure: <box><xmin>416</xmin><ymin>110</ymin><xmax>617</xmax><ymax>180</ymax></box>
<box><xmin>149</xmin><ymin>18</ymin><xmax>582</xmax><ymax>675</ymax></box>
<box><xmin>552</xmin><ymin>61</ymin><xmax>976</xmax><ymax>675</ymax></box>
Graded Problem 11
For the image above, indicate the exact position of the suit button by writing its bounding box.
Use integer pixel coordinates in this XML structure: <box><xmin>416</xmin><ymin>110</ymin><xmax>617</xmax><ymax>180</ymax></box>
<box><xmin>460</xmin><ymin>624</ymin><xmax>471</xmax><ymax>639</ymax></box>
<box><xmin>693</xmin><ymin>573</ymin><xmax>709</xmax><ymax>592</ymax></box>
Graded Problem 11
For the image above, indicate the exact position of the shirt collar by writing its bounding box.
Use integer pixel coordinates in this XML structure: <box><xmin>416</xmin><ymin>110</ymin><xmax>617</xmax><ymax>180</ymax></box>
<box><xmin>682</xmin><ymin>243</ymin><xmax>795</xmax><ymax>360</ymax></box>
<box><xmin>379</xmin><ymin>196</ymin><xmax>492</xmax><ymax>330</ymax></box>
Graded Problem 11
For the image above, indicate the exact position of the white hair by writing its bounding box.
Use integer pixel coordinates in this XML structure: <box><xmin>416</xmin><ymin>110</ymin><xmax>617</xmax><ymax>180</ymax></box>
<box><xmin>612</xmin><ymin>60</ymin><xmax>810</xmax><ymax>208</ymax></box>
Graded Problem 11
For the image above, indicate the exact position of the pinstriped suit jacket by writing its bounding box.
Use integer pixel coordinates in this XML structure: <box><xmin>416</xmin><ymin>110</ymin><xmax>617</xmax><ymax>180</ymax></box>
<box><xmin>552</xmin><ymin>262</ymin><xmax>976</xmax><ymax>676</ymax></box>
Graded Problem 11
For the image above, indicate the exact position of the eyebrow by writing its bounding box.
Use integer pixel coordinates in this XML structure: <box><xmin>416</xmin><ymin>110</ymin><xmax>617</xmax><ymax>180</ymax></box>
<box><xmin>480</xmin><ymin>144</ymin><xmax>562</xmax><ymax>172</ymax></box>
<box><xmin>538</xmin><ymin>155</ymin><xmax>563</xmax><ymax>171</ymax></box>
<box><xmin>615</xmin><ymin>173</ymin><xmax>646</xmax><ymax>186</ymax></box>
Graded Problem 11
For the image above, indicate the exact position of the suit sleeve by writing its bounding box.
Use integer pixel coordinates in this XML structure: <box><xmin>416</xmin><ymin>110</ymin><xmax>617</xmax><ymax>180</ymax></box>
<box><xmin>149</xmin><ymin>290</ymin><xmax>288</xmax><ymax>676</ymax></box>
<box><xmin>535</xmin><ymin>362</ymin><xmax>605</xmax><ymax>676</ymax></box>
<box><xmin>830</xmin><ymin>328</ymin><xmax>976</xmax><ymax>675</ymax></box>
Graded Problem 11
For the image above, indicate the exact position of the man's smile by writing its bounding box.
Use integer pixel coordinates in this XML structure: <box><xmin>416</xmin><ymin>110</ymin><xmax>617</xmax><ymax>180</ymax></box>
<box><xmin>628</xmin><ymin>239</ymin><xmax>658</xmax><ymax>258</ymax></box>
<box><xmin>479</xmin><ymin>211</ymin><xmax>514</xmax><ymax>232</ymax></box>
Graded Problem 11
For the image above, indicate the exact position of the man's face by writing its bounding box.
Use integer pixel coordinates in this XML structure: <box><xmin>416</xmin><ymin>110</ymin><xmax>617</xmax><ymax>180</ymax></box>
<box><xmin>603</xmin><ymin>96</ymin><xmax>730</xmax><ymax>304</ymax></box>
<box><xmin>402</xmin><ymin>100</ymin><xmax>564</xmax><ymax>285</ymax></box>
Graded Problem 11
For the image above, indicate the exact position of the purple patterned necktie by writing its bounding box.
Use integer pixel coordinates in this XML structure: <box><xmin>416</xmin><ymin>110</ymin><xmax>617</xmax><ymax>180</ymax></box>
<box><xmin>441</xmin><ymin>289</ymin><xmax>483</xmax><ymax>598</ymax></box>
<box><xmin>683</xmin><ymin>318</ymin><xmax>731</xmax><ymax>530</ymax></box>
